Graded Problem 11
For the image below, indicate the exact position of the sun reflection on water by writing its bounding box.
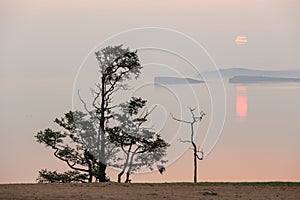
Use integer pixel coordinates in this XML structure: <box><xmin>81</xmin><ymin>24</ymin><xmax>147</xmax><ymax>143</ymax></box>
<box><xmin>236</xmin><ymin>86</ymin><xmax>247</xmax><ymax>120</ymax></box>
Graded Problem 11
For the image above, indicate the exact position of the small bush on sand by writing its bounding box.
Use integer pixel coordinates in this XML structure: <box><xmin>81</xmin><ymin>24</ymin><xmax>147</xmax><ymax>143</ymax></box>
<box><xmin>37</xmin><ymin>169</ymin><xmax>88</xmax><ymax>183</ymax></box>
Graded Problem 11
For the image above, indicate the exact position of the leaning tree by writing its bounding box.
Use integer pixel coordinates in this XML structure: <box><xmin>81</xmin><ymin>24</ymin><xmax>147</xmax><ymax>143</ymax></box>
<box><xmin>35</xmin><ymin>45</ymin><xmax>143</xmax><ymax>182</ymax></box>
<box><xmin>171</xmin><ymin>107</ymin><xmax>205</xmax><ymax>183</ymax></box>
<box><xmin>35</xmin><ymin>110</ymin><xmax>121</xmax><ymax>182</ymax></box>
<box><xmin>107</xmin><ymin>97</ymin><xmax>169</xmax><ymax>183</ymax></box>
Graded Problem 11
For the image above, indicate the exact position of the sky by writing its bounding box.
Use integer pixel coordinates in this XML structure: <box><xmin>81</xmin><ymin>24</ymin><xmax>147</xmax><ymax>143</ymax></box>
<box><xmin>0</xmin><ymin>0</ymin><xmax>300</xmax><ymax>183</ymax></box>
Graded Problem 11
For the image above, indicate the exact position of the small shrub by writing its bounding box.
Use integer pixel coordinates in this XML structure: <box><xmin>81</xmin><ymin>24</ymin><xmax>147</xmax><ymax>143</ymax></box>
<box><xmin>37</xmin><ymin>169</ymin><xmax>88</xmax><ymax>183</ymax></box>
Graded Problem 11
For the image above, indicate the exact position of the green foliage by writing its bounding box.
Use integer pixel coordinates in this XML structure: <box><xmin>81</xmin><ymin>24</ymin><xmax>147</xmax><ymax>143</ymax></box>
<box><xmin>35</xmin><ymin>129</ymin><xmax>66</xmax><ymax>149</ymax></box>
<box><xmin>95</xmin><ymin>45</ymin><xmax>142</xmax><ymax>84</ymax></box>
<box><xmin>108</xmin><ymin>97</ymin><xmax>169</xmax><ymax>152</ymax></box>
<box><xmin>107</xmin><ymin>97</ymin><xmax>169</xmax><ymax>182</ymax></box>
<box><xmin>37</xmin><ymin>169</ymin><xmax>88</xmax><ymax>183</ymax></box>
<box><xmin>126</xmin><ymin>97</ymin><xmax>147</xmax><ymax>115</ymax></box>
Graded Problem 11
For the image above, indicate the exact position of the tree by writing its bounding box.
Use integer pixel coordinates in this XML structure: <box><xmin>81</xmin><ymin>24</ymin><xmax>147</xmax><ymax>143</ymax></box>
<box><xmin>107</xmin><ymin>97</ymin><xmax>169</xmax><ymax>183</ymax></box>
<box><xmin>171</xmin><ymin>107</ymin><xmax>205</xmax><ymax>183</ymax></box>
<box><xmin>88</xmin><ymin>45</ymin><xmax>142</xmax><ymax>181</ymax></box>
<box><xmin>35</xmin><ymin>45</ymin><xmax>142</xmax><ymax>182</ymax></box>
<box><xmin>35</xmin><ymin>111</ymin><xmax>115</xmax><ymax>182</ymax></box>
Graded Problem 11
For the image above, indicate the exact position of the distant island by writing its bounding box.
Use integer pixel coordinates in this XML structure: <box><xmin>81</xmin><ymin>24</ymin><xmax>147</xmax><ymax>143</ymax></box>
<box><xmin>199</xmin><ymin>68</ymin><xmax>300</xmax><ymax>79</ymax></box>
<box><xmin>154</xmin><ymin>68</ymin><xmax>300</xmax><ymax>85</ymax></box>
<box><xmin>154</xmin><ymin>76</ymin><xmax>204</xmax><ymax>85</ymax></box>
<box><xmin>229</xmin><ymin>75</ymin><xmax>300</xmax><ymax>84</ymax></box>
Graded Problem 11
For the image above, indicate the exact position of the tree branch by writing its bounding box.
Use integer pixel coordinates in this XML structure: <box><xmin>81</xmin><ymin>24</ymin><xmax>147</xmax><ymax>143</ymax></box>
<box><xmin>177</xmin><ymin>139</ymin><xmax>191</xmax><ymax>143</ymax></box>
<box><xmin>53</xmin><ymin>148</ymin><xmax>89</xmax><ymax>173</ymax></box>
<box><xmin>78</xmin><ymin>90</ymin><xmax>92</xmax><ymax>114</ymax></box>
<box><xmin>170</xmin><ymin>113</ymin><xmax>191</xmax><ymax>124</ymax></box>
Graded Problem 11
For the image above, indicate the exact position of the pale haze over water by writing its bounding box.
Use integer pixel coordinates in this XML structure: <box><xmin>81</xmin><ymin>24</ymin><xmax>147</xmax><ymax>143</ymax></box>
<box><xmin>0</xmin><ymin>0</ymin><xmax>300</xmax><ymax>183</ymax></box>
<box><xmin>115</xmin><ymin>82</ymin><xmax>300</xmax><ymax>182</ymax></box>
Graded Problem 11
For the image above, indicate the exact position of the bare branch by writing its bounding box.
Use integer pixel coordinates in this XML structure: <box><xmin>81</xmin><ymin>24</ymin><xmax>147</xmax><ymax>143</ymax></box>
<box><xmin>188</xmin><ymin>107</ymin><xmax>196</xmax><ymax>122</ymax></box>
<box><xmin>194</xmin><ymin>111</ymin><xmax>206</xmax><ymax>122</ymax></box>
<box><xmin>141</xmin><ymin>105</ymin><xmax>157</xmax><ymax>120</ymax></box>
<box><xmin>188</xmin><ymin>106</ymin><xmax>196</xmax><ymax>112</ymax></box>
<box><xmin>177</xmin><ymin>138</ymin><xmax>191</xmax><ymax>143</ymax></box>
<box><xmin>147</xmin><ymin>105</ymin><xmax>157</xmax><ymax>116</ymax></box>
<box><xmin>78</xmin><ymin>90</ymin><xmax>92</xmax><ymax>114</ymax></box>
<box><xmin>195</xmin><ymin>148</ymin><xmax>204</xmax><ymax>160</ymax></box>
<box><xmin>91</xmin><ymin>86</ymin><xmax>101</xmax><ymax>110</ymax></box>
<box><xmin>170</xmin><ymin>113</ymin><xmax>191</xmax><ymax>124</ymax></box>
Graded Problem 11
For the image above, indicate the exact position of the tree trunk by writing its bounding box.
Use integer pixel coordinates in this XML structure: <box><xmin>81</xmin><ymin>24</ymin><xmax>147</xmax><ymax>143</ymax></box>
<box><xmin>191</xmin><ymin>124</ymin><xmax>197</xmax><ymax>183</ymax></box>
<box><xmin>98</xmin><ymin>162</ymin><xmax>107</xmax><ymax>182</ymax></box>
<box><xmin>97</xmin><ymin>75</ymin><xmax>107</xmax><ymax>182</ymax></box>
<box><xmin>118</xmin><ymin>145</ymin><xmax>132</xmax><ymax>183</ymax></box>
<box><xmin>88</xmin><ymin>170</ymin><xmax>93</xmax><ymax>183</ymax></box>
<box><xmin>125</xmin><ymin>151</ymin><xmax>135</xmax><ymax>183</ymax></box>
<box><xmin>118</xmin><ymin>171</ymin><xmax>124</xmax><ymax>183</ymax></box>
<box><xmin>125</xmin><ymin>172</ymin><xmax>131</xmax><ymax>183</ymax></box>
<box><xmin>84</xmin><ymin>150</ymin><xmax>93</xmax><ymax>183</ymax></box>
<box><xmin>194</xmin><ymin>150</ymin><xmax>197</xmax><ymax>183</ymax></box>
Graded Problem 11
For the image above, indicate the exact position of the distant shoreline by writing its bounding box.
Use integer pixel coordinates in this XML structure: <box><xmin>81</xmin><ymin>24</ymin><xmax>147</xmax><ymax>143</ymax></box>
<box><xmin>229</xmin><ymin>75</ymin><xmax>300</xmax><ymax>84</ymax></box>
<box><xmin>154</xmin><ymin>76</ymin><xmax>204</xmax><ymax>85</ymax></box>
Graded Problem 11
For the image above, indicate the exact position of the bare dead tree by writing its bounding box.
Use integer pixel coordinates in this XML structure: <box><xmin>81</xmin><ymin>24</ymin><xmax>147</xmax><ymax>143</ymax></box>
<box><xmin>170</xmin><ymin>107</ymin><xmax>205</xmax><ymax>183</ymax></box>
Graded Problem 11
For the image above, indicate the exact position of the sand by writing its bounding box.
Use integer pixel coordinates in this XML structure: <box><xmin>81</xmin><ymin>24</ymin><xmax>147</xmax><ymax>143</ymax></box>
<box><xmin>0</xmin><ymin>182</ymin><xmax>299</xmax><ymax>200</ymax></box>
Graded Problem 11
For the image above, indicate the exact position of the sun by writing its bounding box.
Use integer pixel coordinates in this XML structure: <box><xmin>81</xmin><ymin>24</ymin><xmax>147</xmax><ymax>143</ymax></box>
<box><xmin>235</xmin><ymin>35</ymin><xmax>248</xmax><ymax>45</ymax></box>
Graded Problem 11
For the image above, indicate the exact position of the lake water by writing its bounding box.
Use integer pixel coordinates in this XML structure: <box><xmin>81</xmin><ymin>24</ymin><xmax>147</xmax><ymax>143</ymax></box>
<box><xmin>111</xmin><ymin>81</ymin><xmax>300</xmax><ymax>182</ymax></box>
<box><xmin>55</xmin><ymin>62</ymin><xmax>300</xmax><ymax>181</ymax></box>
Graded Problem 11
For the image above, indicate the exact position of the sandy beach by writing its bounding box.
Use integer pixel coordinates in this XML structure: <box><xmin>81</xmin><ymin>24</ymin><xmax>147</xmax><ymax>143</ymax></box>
<box><xmin>0</xmin><ymin>182</ymin><xmax>299</xmax><ymax>200</ymax></box>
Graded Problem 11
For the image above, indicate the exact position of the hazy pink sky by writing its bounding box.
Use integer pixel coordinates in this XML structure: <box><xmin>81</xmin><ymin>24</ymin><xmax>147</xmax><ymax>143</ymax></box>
<box><xmin>0</xmin><ymin>0</ymin><xmax>300</xmax><ymax>183</ymax></box>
